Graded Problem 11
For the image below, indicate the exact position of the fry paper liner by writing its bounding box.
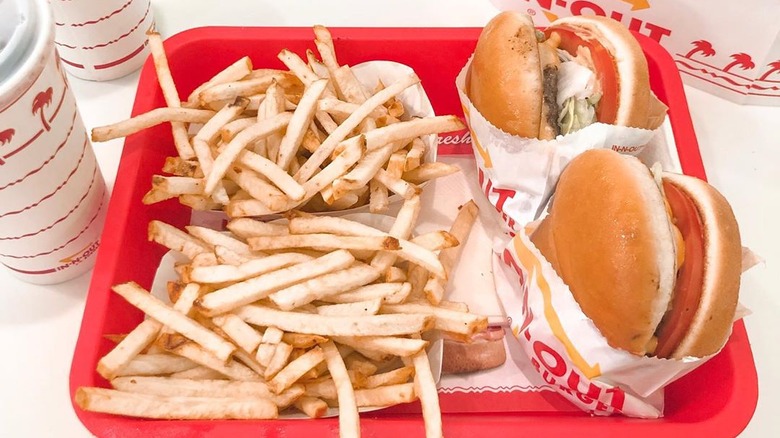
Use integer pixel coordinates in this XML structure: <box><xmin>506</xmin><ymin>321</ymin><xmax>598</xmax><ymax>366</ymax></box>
<box><xmin>456</xmin><ymin>55</ymin><xmax>661</xmax><ymax>231</ymax></box>
<box><xmin>190</xmin><ymin>60</ymin><xmax>436</xmax><ymax>229</ymax></box>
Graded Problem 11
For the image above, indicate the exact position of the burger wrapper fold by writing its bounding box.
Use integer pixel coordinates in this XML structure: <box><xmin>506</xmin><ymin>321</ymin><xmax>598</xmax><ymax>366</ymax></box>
<box><xmin>456</xmin><ymin>55</ymin><xmax>663</xmax><ymax>231</ymax></box>
<box><xmin>493</xmin><ymin>230</ymin><xmax>744</xmax><ymax>418</ymax></box>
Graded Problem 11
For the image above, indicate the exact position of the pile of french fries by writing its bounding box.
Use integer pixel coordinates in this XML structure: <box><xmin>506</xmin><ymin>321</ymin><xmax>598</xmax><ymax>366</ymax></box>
<box><xmin>90</xmin><ymin>26</ymin><xmax>463</xmax><ymax>215</ymax></box>
<box><xmin>76</xmin><ymin>196</ymin><xmax>485</xmax><ymax>438</ymax></box>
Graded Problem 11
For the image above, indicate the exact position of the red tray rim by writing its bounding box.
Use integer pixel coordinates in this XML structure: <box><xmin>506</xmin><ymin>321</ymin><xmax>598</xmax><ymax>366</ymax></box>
<box><xmin>68</xmin><ymin>25</ymin><xmax>758</xmax><ymax>437</ymax></box>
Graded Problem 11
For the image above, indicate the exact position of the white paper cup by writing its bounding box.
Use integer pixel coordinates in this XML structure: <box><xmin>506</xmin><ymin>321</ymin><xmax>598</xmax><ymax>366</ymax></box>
<box><xmin>0</xmin><ymin>0</ymin><xmax>107</xmax><ymax>284</ymax></box>
<box><xmin>50</xmin><ymin>0</ymin><xmax>154</xmax><ymax>81</ymax></box>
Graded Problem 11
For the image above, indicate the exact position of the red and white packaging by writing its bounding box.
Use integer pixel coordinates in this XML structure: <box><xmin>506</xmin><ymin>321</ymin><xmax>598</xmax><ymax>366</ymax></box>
<box><xmin>0</xmin><ymin>0</ymin><xmax>107</xmax><ymax>284</ymax></box>
<box><xmin>491</xmin><ymin>0</ymin><xmax>780</xmax><ymax>106</ymax></box>
<box><xmin>50</xmin><ymin>0</ymin><xmax>154</xmax><ymax>81</ymax></box>
<box><xmin>455</xmin><ymin>55</ymin><xmax>663</xmax><ymax>230</ymax></box>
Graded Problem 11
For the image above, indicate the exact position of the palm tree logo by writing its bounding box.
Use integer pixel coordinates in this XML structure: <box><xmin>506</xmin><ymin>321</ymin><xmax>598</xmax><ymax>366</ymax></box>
<box><xmin>758</xmin><ymin>61</ymin><xmax>780</xmax><ymax>81</ymax></box>
<box><xmin>32</xmin><ymin>87</ymin><xmax>53</xmax><ymax>132</ymax></box>
<box><xmin>723</xmin><ymin>53</ymin><xmax>755</xmax><ymax>73</ymax></box>
<box><xmin>0</xmin><ymin>129</ymin><xmax>14</xmax><ymax>165</ymax></box>
<box><xmin>684</xmin><ymin>40</ymin><xmax>716</xmax><ymax>59</ymax></box>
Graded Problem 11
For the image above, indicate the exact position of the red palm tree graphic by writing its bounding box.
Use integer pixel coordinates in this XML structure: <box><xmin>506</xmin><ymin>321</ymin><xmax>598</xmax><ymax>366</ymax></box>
<box><xmin>723</xmin><ymin>53</ymin><xmax>755</xmax><ymax>72</ymax></box>
<box><xmin>758</xmin><ymin>61</ymin><xmax>780</xmax><ymax>81</ymax></box>
<box><xmin>32</xmin><ymin>88</ymin><xmax>53</xmax><ymax>131</ymax></box>
<box><xmin>0</xmin><ymin>129</ymin><xmax>14</xmax><ymax>165</ymax></box>
<box><xmin>684</xmin><ymin>40</ymin><xmax>716</xmax><ymax>58</ymax></box>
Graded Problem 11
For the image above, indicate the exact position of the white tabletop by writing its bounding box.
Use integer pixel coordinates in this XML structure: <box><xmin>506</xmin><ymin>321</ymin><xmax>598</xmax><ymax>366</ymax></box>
<box><xmin>1</xmin><ymin>1</ymin><xmax>777</xmax><ymax>436</ymax></box>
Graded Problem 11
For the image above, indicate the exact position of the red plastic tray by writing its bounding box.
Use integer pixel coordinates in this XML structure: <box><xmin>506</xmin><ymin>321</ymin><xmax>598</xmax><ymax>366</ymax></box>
<box><xmin>70</xmin><ymin>27</ymin><xmax>758</xmax><ymax>437</ymax></box>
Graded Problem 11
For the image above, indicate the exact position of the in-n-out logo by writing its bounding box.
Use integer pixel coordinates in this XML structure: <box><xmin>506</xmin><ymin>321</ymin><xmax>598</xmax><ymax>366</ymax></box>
<box><xmin>57</xmin><ymin>240</ymin><xmax>100</xmax><ymax>272</ymax></box>
<box><xmin>521</xmin><ymin>0</ymin><xmax>672</xmax><ymax>43</ymax></box>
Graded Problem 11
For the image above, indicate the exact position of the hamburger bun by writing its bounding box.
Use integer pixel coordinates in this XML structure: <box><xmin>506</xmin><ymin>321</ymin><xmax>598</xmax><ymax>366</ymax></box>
<box><xmin>530</xmin><ymin>149</ymin><xmax>740</xmax><ymax>358</ymax></box>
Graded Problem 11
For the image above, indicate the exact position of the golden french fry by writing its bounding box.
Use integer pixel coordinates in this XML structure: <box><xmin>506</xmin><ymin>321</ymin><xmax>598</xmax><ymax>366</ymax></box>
<box><xmin>269</xmin><ymin>347</ymin><xmax>325</xmax><ymax>394</ymax></box>
<box><xmin>269</xmin><ymin>264</ymin><xmax>381</xmax><ymax>310</ymax></box>
<box><xmin>381</xmin><ymin>303</ymin><xmax>488</xmax><ymax>336</ymax></box>
<box><xmin>320</xmin><ymin>282</ymin><xmax>412</xmax><ymax>305</ymax></box>
<box><xmin>169</xmin><ymin>365</ymin><xmax>227</xmax><ymax>380</ymax></box>
<box><xmin>162</xmin><ymin>157</ymin><xmax>203</xmax><ymax>178</ymax></box>
<box><xmin>184</xmin><ymin>225</ymin><xmax>253</xmax><ymax>256</ymax></box>
<box><xmin>227</xmin><ymin>218</ymin><xmax>290</xmax><ymax>238</ymax></box>
<box><xmin>234</xmin><ymin>304</ymin><xmax>434</xmax><ymax>336</ymax></box>
<box><xmin>321</xmin><ymin>341</ymin><xmax>359</xmax><ymax>438</ymax></box>
<box><xmin>406</xmin><ymin>345</ymin><xmax>442</xmax><ymax>437</ymax></box>
<box><xmin>403</xmin><ymin>162</ymin><xmax>460</xmax><ymax>185</ymax></box>
<box><xmin>331</xmin><ymin>336</ymin><xmax>427</xmax><ymax>357</ymax></box>
<box><xmin>114</xmin><ymin>354</ymin><xmax>197</xmax><ymax>377</ymax></box>
<box><xmin>236</xmin><ymin>150</ymin><xmax>306</xmax><ymax>201</ymax></box>
<box><xmin>276</xmin><ymin>79</ymin><xmax>329</xmax><ymax>171</ymax></box>
<box><xmin>385</xmin><ymin>266</ymin><xmax>407</xmax><ymax>283</ymax></box>
<box><xmin>196</xmin><ymin>250</ymin><xmax>355</xmax><ymax>316</ymax></box>
<box><xmin>112</xmin><ymin>282</ymin><xmax>236</xmax><ymax>362</ymax></box>
<box><xmin>410</xmin><ymin>231</ymin><xmax>459</xmax><ymax>252</ymax></box>
<box><xmin>97</xmin><ymin>319</ymin><xmax>162</xmax><ymax>380</ymax></box>
<box><xmin>425</xmin><ymin>200</ymin><xmax>479</xmax><ymax>304</ymax></box>
<box><xmin>249</xmin><ymin>234</ymin><xmax>399</xmax><ymax>252</ymax></box>
<box><xmin>189</xmin><ymin>252</ymin><xmax>313</xmax><ymax>284</ymax></box>
<box><xmin>315</xmin><ymin>298</ymin><xmax>382</xmax><ymax>317</ymax></box>
<box><xmin>198</xmin><ymin>72</ymin><xmax>299</xmax><ymax>104</ymax></box>
<box><xmin>295</xmin><ymin>73</ymin><xmax>420</xmax><ymax>183</ymax></box>
<box><xmin>404</xmin><ymin>137</ymin><xmax>425</xmax><ymax>171</ymax></box>
<box><xmin>148</xmin><ymin>220</ymin><xmax>211</xmax><ymax>260</ymax></box>
<box><xmin>226</xmin><ymin>165</ymin><xmax>290</xmax><ymax>211</ymax></box>
<box><xmin>186</xmin><ymin>56</ymin><xmax>253</xmax><ymax>105</ymax></box>
<box><xmin>75</xmin><ymin>387</ymin><xmax>277</xmax><ymax>420</ymax></box>
<box><xmin>364</xmin><ymin>366</ymin><xmax>415</xmax><ymax>389</ymax></box>
<box><xmin>152</xmin><ymin>175</ymin><xmax>203</xmax><ymax>196</ymax></box>
<box><xmin>92</xmin><ymin>108</ymin><xmax>215</xmax><ymax>142</ymax></box>
<box><xmin>369</xmin><ymin>179</ymin><xmax>389</xmax><ymax>213</ymax></box>
<box><xmin>211</xmin><ymin>313</ymin><xmax>264</xmax><ymax>354</ymax></box>
<box><xmin>263</xmin><ymin>342</ymin><xmax>293</xmax><ymax>379</ymax></box>
<box><xmin>372</xmin><ymin>168</ymin><xmax>419</xmax><ymax>199</ymax></box>
<box><xmin>205</xmin><ymin>112</ymin><xmax>293</xmax><ymax>195</ymax></box>
<box><xmin>294</xmin><ymin>396</ymin><xmax>329</xmax><ymax>418</ymax></box>
<box><xmin>162</xmin><ymin>337</ymin><xmax>258</xmax><ymax>381</ymax></box>
<box><xmin>147</xmin><ymin>32</ymin><xmax>196</xmax><ymax>160</ymax></box>
<box><xmin>219</xmin><ymin>117</ymin><xmax>256</xmax><ymax>143</ymax></box>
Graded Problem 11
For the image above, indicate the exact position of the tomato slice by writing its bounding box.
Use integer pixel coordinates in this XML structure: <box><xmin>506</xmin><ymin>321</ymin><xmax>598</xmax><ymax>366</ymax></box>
<box><xmin>654</xmin><ymin>182</ymin><xmax>705</xmax><ymax>358</ymax></box>
<box><xmin>545</xmin><ymin>26</ymin><xmax>619</xmax><ymax>124</ymax></box>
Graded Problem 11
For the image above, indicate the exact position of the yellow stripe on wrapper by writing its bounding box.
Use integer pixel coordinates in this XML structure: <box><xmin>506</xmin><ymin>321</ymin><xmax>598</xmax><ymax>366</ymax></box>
<box><xmin>460</xmin><ymin>103</ymin><xmax>493</xmax><ymax>169</ymax></box>
<box><xmin>512</xmin><ymin>236</ymin><xmax>602</xmax><ymax>379</ymax></box>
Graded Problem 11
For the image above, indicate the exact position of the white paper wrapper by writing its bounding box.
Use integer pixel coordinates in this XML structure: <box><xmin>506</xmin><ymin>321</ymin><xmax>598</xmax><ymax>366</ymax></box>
<box><xmin>456</xmin><ymin>55</ymin><xmax>661</xmax><ymax>231</ymax></box>
<box><xmin>190</xmin><ymin>60</ymin><xmax>436</xmax><ymax>229</ymax></box>
<box><xmin>494</xmin><ymin>230</ymin><xmax>734</xmax><ymax>418</ymax></box>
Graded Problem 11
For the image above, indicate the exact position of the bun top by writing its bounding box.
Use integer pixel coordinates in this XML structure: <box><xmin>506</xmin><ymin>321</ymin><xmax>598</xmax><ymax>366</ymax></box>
<box><xmin>530</xmin><ymin>149</ymin><xmax>677</xmax><ymax>355</ymax></box>
<box><xmin>466</xmin><ymin>11</ymin><xmax>544</xmax><ymax>137</ymax></box>
<box><xmin>660</xmin><ymin>172</ymin><xmax>741</xmax><ymax>358</ymax></box>
<box><xmin>547</xmin><ymin>16</ymin><xmax>667</xmax><ymax>130</ymax></box>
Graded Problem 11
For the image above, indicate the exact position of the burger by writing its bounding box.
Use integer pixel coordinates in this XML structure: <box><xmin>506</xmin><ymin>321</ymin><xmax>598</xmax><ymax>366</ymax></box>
<box><xmin>466</xmin><ymin>12</ymin><xmax>667</xmax><ymax>139</ymax></box>
<box><xmin>529</xmin><ymin>149</ymin><xmax>741</xmax><ymax>359</ymax></box>
<box><xmin>441</xmin><ymin>326</ymin><xmax>507</xmax><ymax>374</ymax></box>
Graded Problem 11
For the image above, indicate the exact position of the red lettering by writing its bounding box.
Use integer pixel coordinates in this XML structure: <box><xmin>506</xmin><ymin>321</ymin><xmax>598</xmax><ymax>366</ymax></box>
<box><xmin>541</xmin><ymin>370</ymin><xmax>557</xmax><ymax>385</ymax></box>
<box><xmin>595</xmin><ymin>400</ymin><xmax>610</xmax><ymax>412</ymax></box>
<box><xmin>493</xmin><ymin>187</ymin><xmax>516</xmax><ymax>213</ymax></box>
<box><xmin>558</xmin><ymin>385</ymin><xmax>573</xmax><ymax>395</ymax></box>
<box><xmin>530</xmin><ymin>357</ymin><xmax>541</xmax><ymax>373</ymax></box>
<box><xmin>576</xmin><ymin>392</ymin><xmax>594</xmax><ymax>404</ymax></box>
<box><xmin>533</xmin><ymin>341</ymin><xmax>567</xmax><ymax>377</ymax></box>
<box><xmin>643</xmin><ymin>21</ymin><xmax>672</xmax><ymax>43</ymax></box>
<box><xmin>609</xmin><ymin>10</ymin><xmax>623</xmax><ymax>21</ymax></box>
<box><xmin>605</xmin><ymin>386</ymin><xmax>626</xmax><ymax>412</ymax></box>
<box><xmin>570</xmin><ymin>0</ymin><xmax>605</xmax><ymax>16</ymax></box>
<box><xmin>566</xmin><ymin>370</ymin><xmax>602</xmax><ymax>400</ymax></box>
<box><xmin>628</xmin><ymin>17</ymin><xmax>643</xmax><ymax>33</ymax></box>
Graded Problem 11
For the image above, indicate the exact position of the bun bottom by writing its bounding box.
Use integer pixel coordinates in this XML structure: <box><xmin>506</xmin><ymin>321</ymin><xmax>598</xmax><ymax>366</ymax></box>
<box><xmin>441</xmin><ymin>336</ymin><xmax>507</xmax><ymax>374</ymax></box>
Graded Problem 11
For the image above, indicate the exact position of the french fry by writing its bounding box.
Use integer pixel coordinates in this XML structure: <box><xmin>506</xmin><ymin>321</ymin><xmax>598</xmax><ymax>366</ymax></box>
<box><xmin>198</xmin><ymin>72</ymin><xmax>299</xmax><ymax>104</ymax></box>
<box><xmin>205</xmin><ymin>112</ymin><xmax>293</xmax><ymax>195</ymax></box>
<box><xmin>371</xmin><ymin>168</ymin><xmax>419</xmax><ymax>199</ymax></box>
<box><xmin>404</xmin><ymin>137</ymin><xmax>425</xmax><ymax>171</ymax></box>
<box><xmin>269</xmin><ymin>347</ymin><xmax>326</xmax><ymax>394</ymax></box>
<box><xmin>249</xmin><ymin>234</ymin><xmax>399</xmax><ymax>252</ymax></box>
<box><xmin>295</xmin><ymin>73</ymin><xmax>420</xmax><ymax>183</ymax></box>
<box><xmin>294</xmin><ymin>396</ymin><xmax>329</xmax><ymax>418</ymax></box>
<box><xmin>97</xmin><ymin>319</ymin><xmax>162</xmax><ymax>379</ymax></box>
<box><xmin>234</xmin><ymin>305</ymin><xmax>434</xmax><ymax>336</ymax></box>
<box><xmin>331</xmin><ymin>336</ymin><xmax>428</xmax><ymax>357</ymax></box>
<box><xmin>148</xmin><ymin>220</ymin><xmax>211</xmax><ymax>260</ymax></box>
<box><xmin>406</xmin><ymin>345</ymin><xmax>442</xmax><ymax>438</ymax></box>
<box><xmin>227</xmin><ymin>218</ymin><xmax>289</xmax><ymax>238</ymax></box>
<box><xmin>424</xmin><ymin>200</ymin><xmax>479</xmax><ymax>304</ymax></box>
<box><xmin>169</xmin><ymin>365</ymin><xmax>227</xmax><ymax>380</ymax></box>
<box><xmin>385</xmin><ymin>266</ymin><xmax>407</xmax><ymax>283</ymax></box>
<box><xmin>190</xmin><ymin>252</ymin><xmax>313</xmax><ymax>284</ymax></box>
<box><xmin>353</xmin><ymin>383</ymin><xmax>416</xmax><ymax>407</ymax></box>
<box><xmin>410</xmin><ymin>231</ymin><xmax>459</xmax><ymax>252</ymax></box>
<box><xmin>226</xmin><ymin>165</ymin><xmax>290</xmax><ymax>211</ymax></box>
<box><xmin>147</xmin><ymin>32</ymin><xmax>196</xmax><ymax>160</ymax></box>
<box><xmin>219</xmin><ymin>117</ymin><xmax>256</xmax><ymax>143</ymax></box>
<box><xmin>162</xmin><ymin>157</ymin><xmax>203</xmax><ymax>178</ymax></box>
<box><xmin>151</xmin><ymin>175</ymin><xmax>203</xmax><ymax>196</ymax></box>
<box><xmin>114</xmin><ymin>354</ymin><xmax>197</xmax><ymax>377</ymax></box>
<box><xmin>320</xmin><ymin>282</ymin><xmax>412</xmax><ymax>305</ymax></box>
<box><xmin>162</xmin><ymin>337</ymin><xmax>258</xmax><ymax>381</ymax></box>
<box><xmin>186</xmin><ymin>56</ymin><xmax>253</xmax><ymax>105</ymax></box>
<box><xmin>211</xmin><ymin>313</ymin><xmax>264</xmax><ymax>354</ymax></box>
<box><xmin>363</xmin><ymin>366</ymin><xmax>415</xmax><ymax>389</ymax></box>
<box><xmin>260</xmin><ymin>81</ymin><xmax>286</xmax><ymax>161</ymax></box>
<box><xmin>184</xmin><ymin>225</ymin><xmax>254</xmax><ymax>256</ymax></box>
<box><xmin>75</xmin><ymin>387</ymin><xmax>277</xmax><ymax>419</ymax></box>
<box><xmin>196</xmin><ymin>250</ymin><xmax>355</xmax><ymax>316</ymax></box>
<box><xmin>269</xmin><ymin>264</ymin><xmax>381</xmax><ymax>310</ymax></box>
<box><xmin>381</xmin><ymin>303</ymin><xmax>488</xmax><ymax>336</ymax></box>
<box><xmin>112</xmin><ymin>282</ymin><xmax>236</xmax><ymax>362</ymax></box>
<box><xmin>315</xmin><ymin>299</ymin><xmax>382</xmax><ymax>317</ymax></box>
<box><xmin>282</xmin><ymin>333</ymin><xmax>328</xmax><ymax>349</ymax></box>
<box><xmin>91</xmin><ymin>108</ymin><xmax>216</xmax><ymax>142</ymax></box>
<box><xmin>369</xmin><ymin>179</ymin><xmax>389</xmax><ymax>213</ymax></box>
<box><xmin>402</xmin><ymin>162</ymin><xmax>460</xmax><ymax>185</ymax></box>
<box><xmin>264</xmin><ymin>342</ymin><xmax>293</xmax><ymax>379</ymax></box>
<box><xmin>370</xmin><ymin>194</ymin><xmax>422</xmax><ymax>273</ymax></box>
<box><xmin>321</xmin><ymin>341</ymin><xmax>360</xmax><ymax>438</ymax></box>
<box><xmin>235</xmin><ymin>150</ymin><xmax>306</xmax><ymax>201</ymax></box>
<box><xmin>276</xmin><ymin>79</ymin><xmax>329</xmax><ymax>171</ymax></box>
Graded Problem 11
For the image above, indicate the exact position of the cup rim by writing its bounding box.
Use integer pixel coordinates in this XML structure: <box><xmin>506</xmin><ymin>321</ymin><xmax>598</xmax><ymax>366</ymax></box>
<box><xmin>0</xmin><ymin>0</ymin><xmax>54</xmax><ymax>109</ymax></box>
